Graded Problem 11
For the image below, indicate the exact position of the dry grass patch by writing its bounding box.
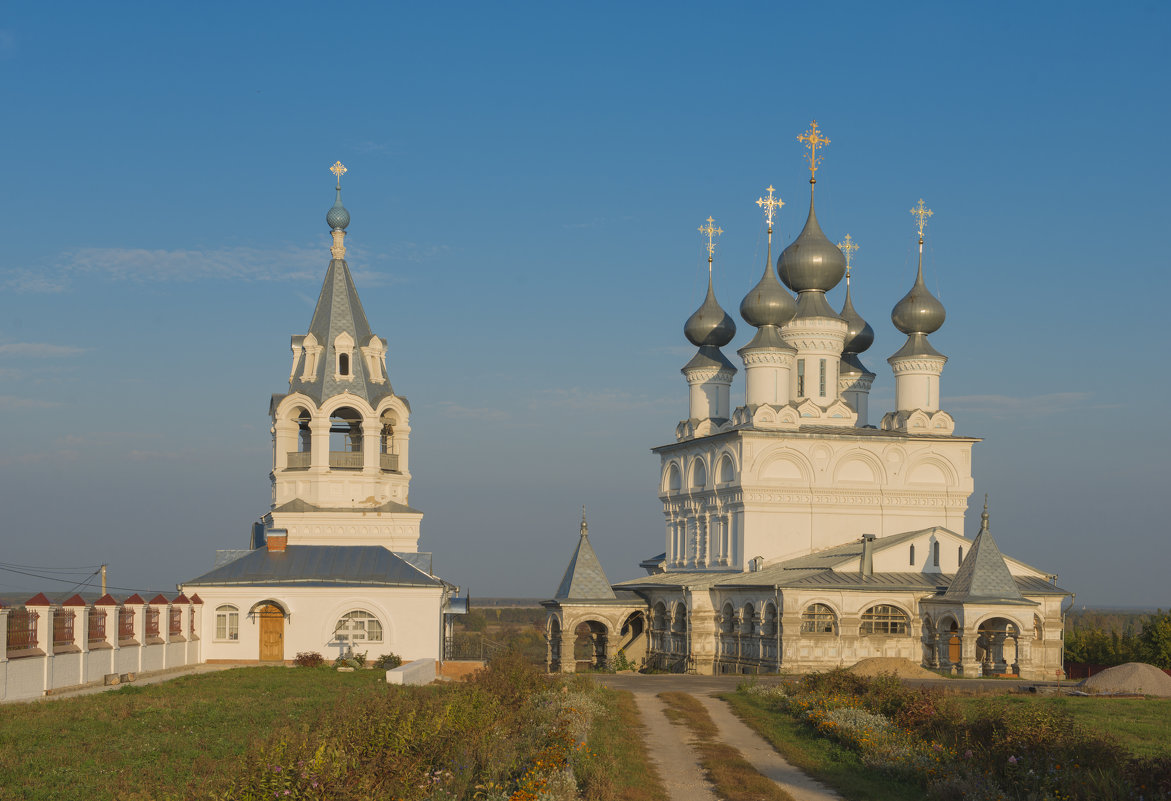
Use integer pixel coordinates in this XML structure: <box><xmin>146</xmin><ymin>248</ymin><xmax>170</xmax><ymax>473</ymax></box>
<box><xmin>659</xmin><ymin>691</ymin><xmax>796</xmax><ymax>801</ymax></box>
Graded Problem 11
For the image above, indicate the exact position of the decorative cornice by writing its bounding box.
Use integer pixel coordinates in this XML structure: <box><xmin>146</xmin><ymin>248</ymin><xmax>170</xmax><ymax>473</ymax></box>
<box><xmin>683</xmin><ymin>366</ymin><xmax>737</xmax><ymax>384</ymax></box>
<box><xmin>890</xmin><ymin>356</ymin><xmax>947</xmax><ymax>374</ymax></box>
<box><xmin>740</xmin><ymin>350</ymin><xmax>795</xmax><ymax>367</ymax></box>
<box><xmin>839</xmin><ymin>374</ymin><xmax>875</xmax><ymax>393</ymax></box>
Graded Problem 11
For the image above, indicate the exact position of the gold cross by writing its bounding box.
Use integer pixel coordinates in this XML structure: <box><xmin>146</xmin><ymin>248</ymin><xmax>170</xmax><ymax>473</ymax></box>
<box><xmin>756</xmin><ymin>185</ymin><xmax>784</xmax><ymax>230</ymax></box>
<box><xmin>838</xmin><ymin>233</ymin><xmax>858</xmax><ymax>278</ymax></box>
<box><xmin>910</xmin><ymin>198</ymin><xmax>933</xmax><ymax>241</ymax></box>
<box><xmin>797</xmin><ymin>121</ymin><xmax>830</xmax><ymax>179</ymax></box>
<box><xmin>330</xmin><ymin>160</ymin><xmax>348</xmax><ymax>188</ymax></box>
<box><xmin>698</xmin><ymin>216</ymin><xmax>724</xmax><ymax>260</ymax></box>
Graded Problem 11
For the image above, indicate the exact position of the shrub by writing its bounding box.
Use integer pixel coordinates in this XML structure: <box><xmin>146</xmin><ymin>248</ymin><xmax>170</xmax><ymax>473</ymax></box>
<box><xmin>372</xmin><ymin>653</ymin><xmax>402</xmax><ymax>670</ymax></box>
<box><xmin>292</xmin><ymin>651</ymin><xmax>324</xmax><ymax>668</ymax></box>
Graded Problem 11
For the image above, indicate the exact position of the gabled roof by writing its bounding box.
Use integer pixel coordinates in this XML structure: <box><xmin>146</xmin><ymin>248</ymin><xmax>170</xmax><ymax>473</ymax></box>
<box><xmin>554</xmin><ymin>516</ymin><xmax>616</xmax><ymax>601</ymax></box>
<box><xmin>942</xmin><ymin>510</ymin><xmax>1026</xmax><ymax>604</ymax></box>
<box><xmin>288</xmin><ymin>258</ymin><xmax>394</xmax><ymax>407</ymax></box>
<box><xmin>182</xmin><ymin>545</ymin><xmax>441</xmax><ymax>588</ymax></box>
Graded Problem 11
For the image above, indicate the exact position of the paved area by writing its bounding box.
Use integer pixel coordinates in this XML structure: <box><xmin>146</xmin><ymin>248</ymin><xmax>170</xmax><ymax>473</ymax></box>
<box><xmin>630</xmin><ymin>691</ymin><xmax>718</xmax><ymax>801</ymax></box>
<box><xmin>601</xmin><ymin>673</ymin><xmax>843</xmax><ymax>801</ymax></box>
<box><xmin>18</xmin><ymin>663</ymin><xmax>236</xmax><ymax>703</ymax></box>
<box><xmin>696</xmin><ymin>694</ymin><xmax>842</xmax><ymax>801</ymax></box>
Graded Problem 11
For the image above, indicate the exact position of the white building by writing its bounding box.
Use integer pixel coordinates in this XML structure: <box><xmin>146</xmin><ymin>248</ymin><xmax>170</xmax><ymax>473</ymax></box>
<box><xmin>545</xmin><ymin>126</ymin><xmax>1070</xmax><ymax>679</ymax></box>
<box><xmin>183</xmin><ymin>165</ymin><xmax>461</xmax><ymax>664</ymax></box>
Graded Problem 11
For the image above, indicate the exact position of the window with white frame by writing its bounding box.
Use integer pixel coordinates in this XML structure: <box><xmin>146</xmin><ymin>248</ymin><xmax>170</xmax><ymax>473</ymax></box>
<box><xmin>215</xmin><ymin>605</ymin><xmax>239</xmax><ymax>641</ymax></box>
<box><xmin>801</xmin><ymin>603</ymin><xmax>837</xmax><ymax>634</ymax></box>
<box><xmin>334</xmin><ymin>609</ymin><xmax>383</xmax><ymax>643</ymax></box>
<box><xmin>860</xmin><ymin>605</ymin><xmax>909</xmax><ymax>635</ymax></box>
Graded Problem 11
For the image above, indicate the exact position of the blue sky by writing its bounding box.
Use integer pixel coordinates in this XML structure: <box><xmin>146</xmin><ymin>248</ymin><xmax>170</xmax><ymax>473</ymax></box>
<box><xmin>0</xmin><ymin>3</ymin><xmax>1167</xmax><ymax>605</ymax></box>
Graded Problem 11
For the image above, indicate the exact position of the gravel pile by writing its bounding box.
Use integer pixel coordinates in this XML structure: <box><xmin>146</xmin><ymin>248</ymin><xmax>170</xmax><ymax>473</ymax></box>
<box><xmin>1081</xmin><ymin>662</ymin><xmax>1171</xmax><ymax>697</ymax></box>
<box><xmin>846</xmin><ymin>657</ymin><xmax>939</xmax><ymax>679</ymax></box>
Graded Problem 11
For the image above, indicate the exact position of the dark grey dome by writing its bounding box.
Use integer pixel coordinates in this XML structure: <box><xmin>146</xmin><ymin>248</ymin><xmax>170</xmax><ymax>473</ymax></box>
<box><xmin>740</xmin><ymin>258</ymin><xmax>796</xmax><ymax>328</ymax></box>
<box><xmin>778</xmin><ymin>191</ymin><xmax>846</xmax><ymax>293</ymax></box>
<box><xmin>840</xmin><ymin>286</ymin><xmax>874</xmax><ymax>355</ymax></box>
<box><xmin>891</xmin><ymin>266</ymin><xmax>945</xmax><ymax>335</ymax></box>
<box><xmin>685</xmin><ymin>277</ymin><xmax>736</xmax><ymax>348</ymax></box>
<box><xmin>326</xmin><ymin>188</ymin><xmax>350</xmax><ymax>231</ymax></box>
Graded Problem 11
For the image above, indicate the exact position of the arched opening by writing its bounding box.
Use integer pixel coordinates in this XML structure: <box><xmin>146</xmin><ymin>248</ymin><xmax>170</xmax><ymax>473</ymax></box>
<box><xmin>258</xmin><ymin>603</ymin><xmax>284</xmax><ymax>662</ymax></box>
<box><xmin>329</xmin><ymin>407</ymin><xmax>363</xmax><ymax>470</ymax></box>
<box><xmin>338</xmin><ymin>352</ymin><xmax>350</xmax><ymax>376</ymax></box>
<box><xmin>333</xmin><ymin>609</ymin><xmax>384</xmax><ymax>657</ymax></box>
<box><xmin>666</xmin><ymin>464</ymin><xmax>681</xmax><ymax>493</ymax></box>
<box><xmin>909</xmin><ymin>544</ymin><xmax>916</xmax><ymax>566</ymax></box>
<box><xmin>573</xmin><ymin>620</ymin><xmax>609</xmax><ymax>671</ymax></box>
<box><xmin>801</xmin><ymin>603</ymin><xmax>837</xmax><ymax>634</ymax></box>
<box><xmin>719</xmin><ymin>602</ymin><xmax>736</xmax><ymax>635</ymax></box>
<box><xmin>761</xmin><ymin>603</ymin><xmax>778</xmax><ymax>637</ymax></box>
<box><xmin>379</xmin><ymin>410</ymin><xmax>399</xmax><ymax>471</ymax></box>
<box><xmin>740</xmin><ymin>603</ymin><xmax>756</xmax><ymax>636</ymax></box>
<box><xmin>548</xmin><ymin>616</ymin><xmax>563</xmax><ymax>671</ymax></box>
<box><xmin>292</xmin><ymin>407</ymin><xmax>311</xmax><ymax>452</ymax></box>
<box><xmin>617</xmin><ymin>611</ymin><xmax>647</xmax><ymax>667</ymax></box>
<box><xmin>977</xmin><ymin>617</ymin><xmax>1020</xmax><ymax>676</ymax></box>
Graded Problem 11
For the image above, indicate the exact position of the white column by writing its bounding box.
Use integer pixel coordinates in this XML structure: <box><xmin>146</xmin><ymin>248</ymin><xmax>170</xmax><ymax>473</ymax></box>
<box><xmin>361</xmin><ymin>416</ymin><xmax>380</xmax><ymax>472</ymax></box>
<box><xmin>891</xmin><ymin>355</ymin><xmax>947</xmax><ymax>412</ymax></box>
<box><xmin>309</xmin><ymin>417</ymin><xmax>330</xmax><ymax>471</ymax></box>
<box><xmin>273</xmin><ymin>420</ymin><xmax>297</xmax><ymax>471</ymax></box>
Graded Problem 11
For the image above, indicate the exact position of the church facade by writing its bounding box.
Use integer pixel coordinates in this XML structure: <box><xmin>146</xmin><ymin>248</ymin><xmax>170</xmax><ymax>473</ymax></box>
<box><xmin>183</xmin><ymin>164</ymin><xmax>461</xmax><ymax>664</ymax></box>
<box><xmin>545</xmin><ymin>125</ymin><xmax>1070</xmax><ymax>680</ymax></box>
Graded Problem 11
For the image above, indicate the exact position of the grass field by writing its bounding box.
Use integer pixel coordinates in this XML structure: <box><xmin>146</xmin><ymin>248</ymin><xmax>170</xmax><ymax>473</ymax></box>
<box><xmin>0</xmin><ymin>667</ymin><xmax>386</xmax><ymax>801</ymax></box>
<box><xmin>955</xmin><ymin>694</ymin><xmax>1171</xmax><ymax>758</ymax></box>
<box><xmin>0</xmin><ymin>665</ymin><xmax>666</xmax><ymax>801</ymax></box>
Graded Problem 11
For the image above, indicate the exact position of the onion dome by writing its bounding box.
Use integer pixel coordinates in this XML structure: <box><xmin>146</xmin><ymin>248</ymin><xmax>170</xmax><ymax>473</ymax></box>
<box><xmin>891</xmin><ymin>264</ymin><xmax>945</xmax><ymax>335</ymax></box>
<box><xmin>684</xmin><ymin>277</ymin><xmax>736</xmax><ymax>347</ymax></box>
<box><xmin>740</xmin><ymin>259</ymin><xmax>796</xmax><ymax>328</ymax></box>
<box><xmin>840</xmin><ymin>286</ymin><xmax>874</xmax><ymax>355</ymax></box>
<box><xmin>326</xmin><ymin>188</ymin><xmax>350</xmax><ymax>231</ymax></box>
<box><xmin>778</xmin><ymin>192</ymin><xmax>846</xmax><ymax>293</ymax></box>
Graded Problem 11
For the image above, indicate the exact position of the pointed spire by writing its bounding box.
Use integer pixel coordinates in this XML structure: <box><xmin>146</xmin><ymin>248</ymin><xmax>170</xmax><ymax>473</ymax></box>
<box><xmin>943</xmin><ymin>496</ymin><xmax>1027</xmax><ymax>603</ymax></box>
<box><xmin>553</xmin><ymin>512</ymin><xmax>616</xmax><ymax>600</ymax></box>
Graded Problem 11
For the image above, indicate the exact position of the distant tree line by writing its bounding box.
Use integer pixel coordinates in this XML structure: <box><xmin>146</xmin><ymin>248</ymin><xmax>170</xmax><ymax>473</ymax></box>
<box><xmin>1064</xmin><ymin>609</ymin><xmax>1171</xmax><ymax>669</ymax></box>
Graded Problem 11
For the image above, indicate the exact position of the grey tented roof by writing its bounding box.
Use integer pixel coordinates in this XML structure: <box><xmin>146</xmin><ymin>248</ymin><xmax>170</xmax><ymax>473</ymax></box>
<box><xmin>183</xmin><ymin>545</ymin><xmax>441</xmax><ymax>588</ymax></box>
<box><xmin>943</xmin><ymin>522</ymin><xmax>1026</xmax><ymax>603</ymax></box>
<box><xmin>288</xmin><ymin>258</ymin><xmax>394</xmax><ymax>407</ymax></box>
<box><xmin>554</xmin><ymin>531</ymin><xmax>616</xmax><ymax>600</ymax></box>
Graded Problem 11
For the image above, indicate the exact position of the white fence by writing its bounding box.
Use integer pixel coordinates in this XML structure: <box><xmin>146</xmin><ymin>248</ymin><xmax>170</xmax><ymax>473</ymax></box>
<box><xmin>0</xmin><ymin>592</ymin><xmax>203</xmax><ymax>702</ymax></box>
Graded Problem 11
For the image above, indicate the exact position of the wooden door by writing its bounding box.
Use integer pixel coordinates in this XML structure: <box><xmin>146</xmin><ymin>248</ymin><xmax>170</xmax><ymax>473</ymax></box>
<box><xmin>948</xmin><ymin>635</ymin><xmax>961</xmax><ymax>664</ymax></box>
<box><xmin>259</xmin><ymin>604</ymin><xmax>284</xmax><ymax>662</ymax></box>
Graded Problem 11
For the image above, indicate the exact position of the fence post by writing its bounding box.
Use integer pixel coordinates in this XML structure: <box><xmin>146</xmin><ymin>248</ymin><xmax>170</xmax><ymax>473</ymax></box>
<box><xmin>190</xmin><ymin>595</ymin><xmax>203</xmax><ymax>665</ymax></box>
<box><xmin>0</xmin><ymin>607</ymin><xmax>8</xmax><ymax>665</ymax></box>
<box><xmin>26</xmin><ymin>594</ymin><xmax>52</xmax><ymax>696</ymax></box>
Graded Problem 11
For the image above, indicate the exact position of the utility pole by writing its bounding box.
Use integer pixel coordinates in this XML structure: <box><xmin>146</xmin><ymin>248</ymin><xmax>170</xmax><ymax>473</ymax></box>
<box><xmin>101</xmin><ymin>564</ymin><xmax>107</xmax><ymax>596</ymax></box>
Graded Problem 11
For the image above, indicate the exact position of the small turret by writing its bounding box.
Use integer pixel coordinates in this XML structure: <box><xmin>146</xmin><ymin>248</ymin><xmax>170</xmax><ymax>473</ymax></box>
<box><xmin>836</xmin><ymin>235</ymin><xmax>876</xmax><ymax>426</ymax></box>
<box><xmin>681</xmin><ymin>217</ymin><xmax>737</xmax><ymax>425</ymax></box>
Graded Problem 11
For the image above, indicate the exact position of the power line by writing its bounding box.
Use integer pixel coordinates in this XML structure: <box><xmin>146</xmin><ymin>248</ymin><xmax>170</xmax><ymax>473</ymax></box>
<box><xmin>0</xmin><ymin>561</ymin><xmax>104</xmax><ymax>572</ymax></box>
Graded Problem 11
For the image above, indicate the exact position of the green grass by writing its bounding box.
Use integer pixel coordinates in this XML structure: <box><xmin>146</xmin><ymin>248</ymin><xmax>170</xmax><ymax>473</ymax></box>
<box><xmin>660</xmin><ymin>692</ymin><xmax>796</xmax><ymax>801</ymax></box>
<box><xmin>578</xmin><ymin>687</ymin><xmax>670</xmax><ymax>801</ymax></box>
<box><xmin>955</xmin><ymin>694</ymin><xmax>1171</xmax><ymax>759</ymax></box>
<box><xmin>723</xmin><ymin>692</ymin><xmax>929</xmax><ymax>801</ymax></box>
<box><xmin>0</xmin><ymin>666</ymin><xmax>385</xmax><ymax>801</ymax></box>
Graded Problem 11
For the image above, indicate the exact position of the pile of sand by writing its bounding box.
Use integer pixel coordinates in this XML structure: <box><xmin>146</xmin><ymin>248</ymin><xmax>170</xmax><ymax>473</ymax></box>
<box><xmin>1081</xmin><ymin>662</ymin><xmax>1171</xmax><ymax>697</ymax></box>
<box><xmin>846</xmin><ymin>657</ymin><xmax>939</xmax><ymax>679</ymax></box>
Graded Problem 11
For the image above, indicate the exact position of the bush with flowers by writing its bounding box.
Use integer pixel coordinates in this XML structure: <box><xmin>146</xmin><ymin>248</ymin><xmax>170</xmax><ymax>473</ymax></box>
<box><xmin>738</xmin><ymin>669</ymin><xmax>1171</xmax><ymax>801</ymax></box>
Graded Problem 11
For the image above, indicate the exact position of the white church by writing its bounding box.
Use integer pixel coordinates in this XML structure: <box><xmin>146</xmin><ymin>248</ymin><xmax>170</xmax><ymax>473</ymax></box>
<box><xmin>182</xmin><ymin>164</ymin><xmax>461</xmax><ymax>664</ymax></box>
<box><xmin>544</xmin><ymin>123</ymin><xmax>1071</xmax><ymax>680</ymax></box>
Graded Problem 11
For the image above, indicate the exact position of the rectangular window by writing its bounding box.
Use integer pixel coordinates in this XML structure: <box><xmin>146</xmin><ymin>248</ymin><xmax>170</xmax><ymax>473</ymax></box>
<box><xmin>933</xmin><ymin>541</ymin><xmax>940</xmax><ymax>567</ymax></box>
<box><xmin>216</xmin><ymin>606</ymin><xmax>239</xmax><ymax>641</ymax></box>
<box><xmin>819</xmin><ymin>359</ymin><xmax>827</xmax><ymax>397</ymax></box>
<box><xmin>797</xmin><ymin>359</ymin><xmax>805</xmax><ymax>396</ymax></box>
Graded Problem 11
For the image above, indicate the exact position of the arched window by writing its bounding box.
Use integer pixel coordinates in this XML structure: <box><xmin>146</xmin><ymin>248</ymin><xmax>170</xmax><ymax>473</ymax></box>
<box><xmin>801</xmin><ymin>603</ymin><xmax>837</xmax><ymax>634</ymax></box>
<box><xmin>909</xmin><ymin>544</ymin><xmax>916</xmax><ymax>566</ymax></box>
<box><xmin>860</xmin><ymin>605</ymin><xmax>909</xmax><ymax>635</ymax></box>
<box><xmin>334</xmin><ymin>610</ymin><xmax>383</xmax><ymax>643</ymax></box>
<box><xmin>215</xmin><ymin>605</ymin><xmax>239</xmax><ymax>641</ymax></box>
<box><xmin>761</xmin><ymin>604</ymin><xmax>778</xmax><ymax>637</ymax></box>
<box><xmin>933</xmin><ymin>541</ymin><xmax>940</xmax><ymax>567</ymax></box>
<box><xmin>718</xmin><ymin>456</ymin><xmax>735</xmax><ymax>484</ymax></box>
<box><xmin>741</xmin><ymin>603</ymin><xmax>755</xmax><ymax>635</ymax></box>
<box><xmin>691</xmin><ymin>459</ymin><xmax>707</xmax><ymax>489</ymax></box>
<box><xmin>339</xmin><ymin>353</ymin><xmax>350</xmax><ymax>376</ymax></box>
<box><xmin>958</xmin><ymin>546</ymin><xmax>964</xmax><ymax>564</ymax></box>
<box><xmin>329</xmin><ymin>407</ymin><xmax>363</xmax><ymax>468</ymax></box>
<box><xmin>665</xmin><ymin>464</ymin><xmax>682</xmax><ymax>493</ymax></box>
<box><xmin>672</xmin><ymin>605</ymin><xmax>688</xmax><ymax>633</ymax></box>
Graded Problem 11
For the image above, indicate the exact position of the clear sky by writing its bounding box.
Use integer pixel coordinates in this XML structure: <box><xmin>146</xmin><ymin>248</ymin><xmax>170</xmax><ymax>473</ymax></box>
<box><xmin>0</xmin><ymin>3</ymin><xmax>1167</xmax><ymax>606</ymax></box>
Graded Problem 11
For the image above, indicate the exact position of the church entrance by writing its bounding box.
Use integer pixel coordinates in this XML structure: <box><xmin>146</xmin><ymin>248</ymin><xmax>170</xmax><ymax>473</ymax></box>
<box><xmin>259</xmin><ymin>604</ymin><xmax>285</xmax><ymax>662</ymax></box>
